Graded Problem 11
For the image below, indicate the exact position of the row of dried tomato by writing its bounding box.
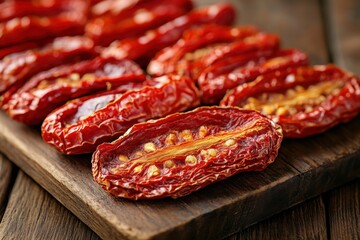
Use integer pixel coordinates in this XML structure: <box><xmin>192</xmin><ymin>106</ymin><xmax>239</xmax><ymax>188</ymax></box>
<box><xmin>0</xmin><ymin>0</ymin><xmax>359</xmax><ymax>200</ymax></box>
<box><xmin>0</xmin><ymin>2</ymin><xmax>236</xmax><ymax>155</ymax></box>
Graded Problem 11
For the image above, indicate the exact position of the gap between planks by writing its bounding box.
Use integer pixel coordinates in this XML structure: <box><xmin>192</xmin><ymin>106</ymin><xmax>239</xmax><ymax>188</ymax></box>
<box><xmin>0</xmin><ymin>171</ymin><xmax>100</xmax><ymax>240</ymax></box>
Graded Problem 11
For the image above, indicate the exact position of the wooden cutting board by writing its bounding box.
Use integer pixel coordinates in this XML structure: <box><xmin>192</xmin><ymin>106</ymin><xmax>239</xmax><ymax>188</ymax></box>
<box><xmin>1</xmin><ymin>0</ymin><xmax>359</xmax><ymax>239</ymax></box>
<box><xmin>1</xmin><ymin>110</ymin><xmax>360</xmax><ymax>240</ymax></box>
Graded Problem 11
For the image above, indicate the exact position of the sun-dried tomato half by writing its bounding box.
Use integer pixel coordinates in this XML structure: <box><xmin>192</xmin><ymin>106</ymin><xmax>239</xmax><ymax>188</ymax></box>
<box><xmin>3</xmin><ymin>57</ymin><xmax>146</xmax><ymax>125</ymax></box>
<box><xmin>90</xmin><ymin>0</ymin><xmax>193</xmax><ymax>19</ymax></box>
<box><xmin>198</xmin><ymin>49</ymin><xmax>308</xmax><ymax>104</ymax></box>
<box><xmin>42</xmin><ymin>75</ymin><xmax>200</xmax><ymax>155</ymax></box>
<box><xmin>0</xmin><ymin>0</ymin><xmax>89</xmax><ymax>48</ymax></box>
<box><xmin>0</xmin><ymin>39</ymin><xmax>51</xmax><ymax>60</ymax></box>
<box><xmin>0</xmin><ymin>0</ymin><xmax>85</xmax><ymax>22</ymax></box>
<box><xmin>147</xmin><ymin>25</ymin><xmax>280</xmax><ymax>80</ymax></box>
<box><xmin>101</xmin><ymin>3</ymin><xmax>236</xmax><ymax>66</ymax></box>
<box><xmin>86</xmin><ymin>4</ymin><xmax>187</xmax><ymax>46</ymax></box>
<box><xmin>0</xmin><ymin>36</ymin><xmax>96</xmax><ymax>94</ymax></box>
<box><xmin>86</xmin><ymin>0</ymin><xmax>192</xmax><ymax>46</ymax></box>
<box><xmin>43</xmin><ymin>84</ymin><xmax>143</xmax><ymax>126</ymax></box>
<box><xmin>92</xmin><ymin>106</ymin><xmax>283</xmax><ymax>200</ymax></box>
<box><xmin>221</xmin><ymin>65</ymin><xmax>360</xmax><ymax>138</ymax></box>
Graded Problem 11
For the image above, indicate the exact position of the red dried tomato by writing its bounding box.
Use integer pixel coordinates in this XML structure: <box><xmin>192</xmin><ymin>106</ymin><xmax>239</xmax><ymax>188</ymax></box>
<box><xmin>101</xmin><ymin>3</ymin><xmax>236</xmax><ymax>66</ymax></box>
<box><xmin>221</xmin><ymin>65</ymin><xmax>360</xmax><ymax>138</ymax></box>
<box><xmin>0</xmin><ymin>0</ymin><xmax>89</xmax><ymax>48</ymax></box>
<box><xmin>86</xmin><ymin>0</ymin><xmax>192</xmax><ymax>46</ymax></box>
<box><xmin>85</xmin><ymin>1</ymin><xmax>191</xmax><ymax>46</ymax></box>
<box><xmin>0</xmin><ymin>36</ymin><xmax>96</xmax><ymax>94</ymax></box>
<box><xmin>90</xmin><ymin>0</ymin><xmax>193</xmax><ymax>19</ymax></box>
<box><xmin>0</xmin><ymin>1</ymin><xmax>65</xmax><ymax>22</ymax></box>
<box><xmin>147</xmin><ymin>26</ymin><xmax>280</xmax><ymax>79</ymax></box>
<box><xmin>92</xmin><ymin>106</ymin><xmax>283</xmax><ymax>200</ymax></box>
<box><xmin>0</xmin><ymin>39</ymin><xmax>51</xmax><ymax>59</ymax></box>
<box><xmin>199</xmin><ymin>49</ymin><xmax>308</xmax><ymax>104</ymax></box>
<box><xmin>3</xmin><ymin>57</ymin><xmax>146</xmax><ymax>125</ymax></box>
<box><xmin>90</xmin><ymin>0</ymin><xmax>103</xmax><ymax>6</ymax></box>
<box><xmin>42</xmin><ymin>75</ymin><xmax>200</xmax><ymax>155</ymax></box>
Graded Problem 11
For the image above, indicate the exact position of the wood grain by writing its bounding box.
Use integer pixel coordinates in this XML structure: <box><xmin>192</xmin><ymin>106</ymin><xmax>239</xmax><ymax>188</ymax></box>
<box><xmin>324</xmin><ymin>1</ymin><xmax>360</xmax><ymax>238</ymax></box>
<box><xmin>0</xmin><ymin>171</ymin><xmax>100</xmax><ymax>240</ymax></box>
<box><xmin>227</xmin><ymin>197</ymin><xmax>327</xmax><ymax>240</ymax></box>
<box><xmin>0</xmin><ymin>154</ymin><xmax>15</xmax><ymax>220</ymax></box>
<box><xmin>326</xmin><ymin>0</ymin><xmax>360</xmax><ymax>74</ymax></box>
<box><xmin>327</xmin><ymin>180</ymin><xmax>360</xmax><ymax>240</ymax></box>
<box><xmin>324</xmin><ymin>1</ymin><xmax>360</xmax><ymax>237</ymax></box>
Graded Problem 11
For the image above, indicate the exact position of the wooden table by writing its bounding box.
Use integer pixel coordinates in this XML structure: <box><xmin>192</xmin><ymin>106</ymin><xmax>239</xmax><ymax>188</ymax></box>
<box><xmin>0</xmin><ymin>156</ymin><xmax>359</xmax><ymax>239</ymax></box>
<box><xmin>0</xmin><ymin>0</ymin><xmax>360</xmax><ymax>239</ymax></box>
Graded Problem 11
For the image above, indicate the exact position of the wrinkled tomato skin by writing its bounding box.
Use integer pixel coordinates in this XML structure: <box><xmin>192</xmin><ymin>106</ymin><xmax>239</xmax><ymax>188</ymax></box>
<box><xmin>0</xmin><ymin>39</ymin><xmax>52</xmax><ymax>60</ymax></box>
<box><xmin>101</xmin><ymin>3</ymin><xmax>236</xmax><ymax>66</ymax></box>
<box><xmin>198</xmin><ymin>48</ymin><xmax>308</xmax><ymax>104</ymax></box>
<box><xmin>0</xmin><ymin>36</ymin><xmax>96</xmax><ymax>94</ymax></box>
<box><xmin>3</xmin><ymin>57</ymin><xmax>146</xmax><ymax>125</ymax></box>
<box><xmin>90</xmin><ymin>0</ymin><xmax>193</xmax><ymax>19</ymax></box>
<box><xmin>86</xmin><ymin>0</ymin><xmax>192</xmax><ymax>46</ymax></box>
<box><xmin>92</xmin><ymin>107</ymin><xmax>283</xmax><ymax>200</ymax></box>
<box><xmin>147</xmin><ymin>24</ymin><xmax>262</xmax><ymax>78</ymax></box>
<box><xmin>0</xmin><ymin>1</ymin><xmax>66</xmax><ymax>22</ymax></box>
<box><xmin>221</xmin><ymin>65</ymin><xmax>360</xmax><ymax>138</ymax></box>
<box><xmin>42</xmin><ymin>75</ymin><xmax>200</xmax><ymax>155</ymax></box>
<box><xmin>0</xmin><ymin>0</ymin><xmax>89</xmax><ymax>48</ymax></box>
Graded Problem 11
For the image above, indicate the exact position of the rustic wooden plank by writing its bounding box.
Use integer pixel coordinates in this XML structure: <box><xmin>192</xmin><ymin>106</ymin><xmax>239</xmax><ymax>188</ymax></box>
<box><xmin>0</xmin><ymin>111</ymin><xmax>302</xmax><ymax>240</ymax></box>
<box><xmin>326</xmin><ymin>0</ymin><xmax>360</xmax><ymax>74</ymax></box>
<box><xmin>324</xmin><ymin>1</ymin><xmax>360</xmax><ymax>238</ymax></box>
<box><xmin>226</xmin><ymin>197</ymin><xmax>327</xmax><ymax>240</ymax></box>
<box><xmin>0</xmin><ymin>154</ymin><xmax>15</xmax><ymax>220</ymax></box>
<box><xmin>327</xmin><ymin>180</ymin><xmax>360</xmax><ymax>240</ymax></box>
<box><xmin>0</xmin><ymin>171</ymin><xmax>100</xmax><ymax>240</ymax></box>
<box><xmin>197</xmin><ymin>0</ymin><xmax>329</xmax><ymax>64</ymax></box>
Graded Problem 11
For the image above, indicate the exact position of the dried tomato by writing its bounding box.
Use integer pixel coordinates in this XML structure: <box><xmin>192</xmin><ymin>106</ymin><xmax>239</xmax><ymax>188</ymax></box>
<box><xmin>199</xmin><ymin>49</ymin><xmax>308</xmax><ymax>104</ymax></box>
<box><xmin>0</xmin><ymin>0</ymin><xmax>89</xmax><ymax>48</ymax></box>
<box><xmin>221</xmin><ymin>65</ymin><xmax>360</xmax><ymax>138</ymax></box>
<box><xmin>3</xmin><ymin>57</ymin><xmax>146</xmax><ymax>125</ymax></box>
<box><xmin>86</xmin><ymin>6</ymin><xmax>183</xmax><ymax>47</ymax></box>
<box><xmin>147</xmin><ymin>25</ymin><xmax>280</xmax><ymax>79</ymax></box>
<box><xmin>90</xmin><ymin>0</ymin><xmax>103</xmax><ymax>6</ymax></box>
<box><xmin>101</xmin><ymin>3</ymin><xmax>236</xmax><ymax>66</ymax></box>
<box><xmin>0</xmin><ymin>0</ymin><xmax>83</xmax><ymax>22</ymax></box>
<box><xmin>90</xmin><ymin>0</ymin><xmax>193</xmax><ymax>19</ymax></box>
<box><xmin>92</xmin><ymin>106</ymin><xmax>283</xmax><ymax>200</ymax></box>
<box><xmin>0</xmin><ymin>36</ymin><xmax>96</xmax><ymax>94</ymax></box>
<box><xmin>42</xmin><ymin>75</ymin><xmax>200</xmax><ymax>155</ymax></box>
<box><xmin>86</xmin><ymin>0</ymin><xmax>192</xmax><ymax>46</ymax></box>
<box><xmin>0</xmin><ymin>39</ymin><xmax>51</xmax><ymax>59</ymax></box>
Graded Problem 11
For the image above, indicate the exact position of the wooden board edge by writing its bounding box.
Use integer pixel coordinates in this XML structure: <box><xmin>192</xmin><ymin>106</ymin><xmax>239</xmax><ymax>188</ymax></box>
<box><xmin>1</xmin><ymin>125</ymin><xmax>359</xmax><ymax>240</ymax></box>
<box><xmin>0</xmin><ymin>134</ymin><xmax>138</xmax><ymax>240</ymax></box>
<box><xmin>152</xmin><ymin>150</ymin><xmax>360</xmax><ymax>239</ymax></box>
